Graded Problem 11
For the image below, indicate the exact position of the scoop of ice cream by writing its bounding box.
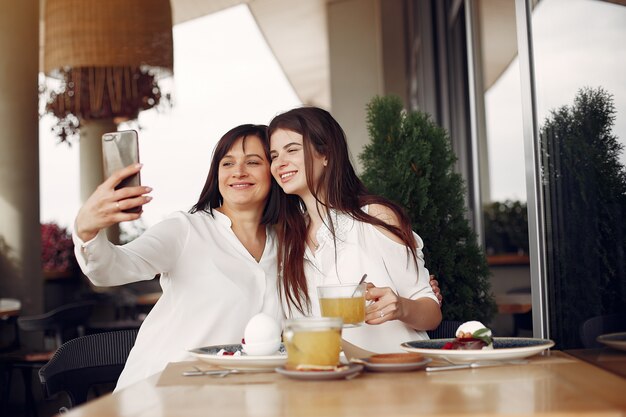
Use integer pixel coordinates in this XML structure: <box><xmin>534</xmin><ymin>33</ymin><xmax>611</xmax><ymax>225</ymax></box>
<box><xmin>456</xmin><ymin>321</ymin><xmax>490</xmax><ymax>338</ymax></box>
<box><xmin>242</xmin><ymin>313</ymin><xmax>281</xmax><ymax>355</ymax></box>
<box><xmin>455</xmin><ymin>321</ymin><xmax>493</xmax><ymax>349</ymax></box>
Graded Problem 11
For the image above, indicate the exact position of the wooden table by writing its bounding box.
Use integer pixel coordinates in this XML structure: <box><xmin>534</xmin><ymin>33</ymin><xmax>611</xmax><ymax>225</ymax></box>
<box><xmin>62</xmin><ymin>351</ymin><xmax>626</xmax><ymax>416</ymax></box>
<box><xmin>0</xmin><ymin>298</ymin><xmax>21</xmax><ymax>351</ymax></box>
<box><xmin>565</xmin><ymin>347</ymin><xmax>626</xmax><ymax>379</ymax></box>
<box><xmin>0</xmin><ymin>298</ymin><xmax>21</xmax><ymax>318</ymax></box>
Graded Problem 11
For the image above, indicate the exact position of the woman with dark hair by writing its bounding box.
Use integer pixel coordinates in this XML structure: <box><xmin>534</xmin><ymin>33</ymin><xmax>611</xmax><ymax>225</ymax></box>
<box><xmin>73</xmin><ymin>124</ymin><xmax>282</xmax><ymax>390</ymax></box>
<box><xmin>268</xmin><ymin>107</ymin><xmax>442</xmax><ymax>353</ymax></box>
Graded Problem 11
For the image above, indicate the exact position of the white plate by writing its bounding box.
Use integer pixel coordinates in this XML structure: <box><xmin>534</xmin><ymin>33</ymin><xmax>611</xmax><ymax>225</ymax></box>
<box><xmin>188</xmin><ymin>344</ymin><xmax>287</xmax><ymax>370</ymax></box>
<box><xmin>357</xmin><ymin>357</ymin><xmax>431</xmax><ymax>372</ymax></box>
<box><xmin>401</xmin><ymin>337</ymin><xmax>554</xmax><ymax>363</ymax></box>
<box><xmin>275</xmin><ymin>363</ymin><xmax>364</xmax><ymax>380</ymax></box>
<box><xmin>597</xmin><ymin>332</ymin><xmax>626</xmax><ymax>351</ymax></box>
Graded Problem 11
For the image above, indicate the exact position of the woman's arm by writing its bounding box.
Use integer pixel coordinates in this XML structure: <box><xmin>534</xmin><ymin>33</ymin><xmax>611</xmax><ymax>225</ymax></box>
<box><xmin>75</xmin><ymin>163</ymin><xmax>151</xmax><ymax>242</ymax></box>
<box><xmin>73</xmin><ymin>164</ymin><xmax>187</xmax><ymax>286</ymax></box>
<box><xmin>74</xmin><ymin>213</ymin><xmax>190</xmax><ymax>287</ymax></box>
<box><xmin>364</xmin><ymin>203</ymin><xmax>442</xmax><ymax>330</ymax></box>
<box><xmin>365</xmin><ymin>283</ymin><xmax>442</xmax><ymax>330</ymax></box>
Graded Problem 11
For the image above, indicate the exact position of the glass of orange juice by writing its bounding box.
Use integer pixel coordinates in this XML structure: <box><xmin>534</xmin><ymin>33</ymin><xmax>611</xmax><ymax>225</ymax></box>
<box><xmin>282</xmin><ymin>317</ymin><xmax>343</xmax><ymax>370</ymax></box>
<box><xmin>317</xmin><ymin>283</ymin><xmax>367</xmax><ymax>327</ymax></box>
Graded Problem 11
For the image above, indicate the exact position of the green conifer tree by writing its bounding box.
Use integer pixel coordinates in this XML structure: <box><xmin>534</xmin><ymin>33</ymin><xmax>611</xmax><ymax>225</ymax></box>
<box><xmin>541</xmin><ymin>87</ymin><xmax>626</xmax><ymax>348</ymax></box>
<box><xmin>360</xmin><ymin>95</ymin><xmax>496</xmax><ymax>323</ymax></box>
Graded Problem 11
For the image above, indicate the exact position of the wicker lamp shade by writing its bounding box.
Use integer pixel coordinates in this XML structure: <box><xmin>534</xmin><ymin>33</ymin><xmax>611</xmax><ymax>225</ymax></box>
<box><xmin>43</xmin><ymin>0</ymin><xmax>173</xmax><ymax>77</ymax></box>
<box><xmin>42</xmin><ymin>0</ymin><xmax>173</xmax><ymax>140</ymax></box>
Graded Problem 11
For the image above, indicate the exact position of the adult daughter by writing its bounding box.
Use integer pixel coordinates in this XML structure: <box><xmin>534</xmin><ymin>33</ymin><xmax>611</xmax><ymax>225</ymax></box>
<box><xmin>268</xmin><ymin>107</ymin><xmax>442</xmax><ymax>353</ymax></box>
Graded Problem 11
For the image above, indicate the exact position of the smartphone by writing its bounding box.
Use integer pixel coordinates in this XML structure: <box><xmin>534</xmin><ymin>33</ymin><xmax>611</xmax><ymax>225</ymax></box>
<box><xmin>102</xmin><ymin>130</ymin><xmax>141</xmax><ymax>213</ymax></box>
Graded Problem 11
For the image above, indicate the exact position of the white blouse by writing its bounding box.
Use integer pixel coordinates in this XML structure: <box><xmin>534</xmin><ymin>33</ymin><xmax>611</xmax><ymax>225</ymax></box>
<box><xmin>73</xmin><ymin>210</ymin><xmax>282</xmax><ymax>391</ymax></box>
<box><xmin>284</xmin><ymin>209</ymin><xmax>438</xmax><ymax>353</ymax></box>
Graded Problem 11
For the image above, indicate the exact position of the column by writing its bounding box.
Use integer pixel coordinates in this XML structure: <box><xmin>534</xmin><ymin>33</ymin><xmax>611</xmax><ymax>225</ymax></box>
<box><xmin>328</xmin><ymin>0</ymin><xmax>383</xmax><ymax>172</ymax></box>
<box><xmin>0</xmin><ymin>0</ymin><xmax>42</xmax><ymax>315</ymax></box>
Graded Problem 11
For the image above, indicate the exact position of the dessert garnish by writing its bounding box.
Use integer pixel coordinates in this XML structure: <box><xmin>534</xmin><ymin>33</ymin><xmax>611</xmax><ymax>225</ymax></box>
<box><xmin>217</xmin><ymin>349</ymin><xmax>241</xmax><ymax>356</ymax></box>
<box><xmin>442</xmin><ymin>321</ymin><xmax>494</xmax><ymax>350</ymax></box>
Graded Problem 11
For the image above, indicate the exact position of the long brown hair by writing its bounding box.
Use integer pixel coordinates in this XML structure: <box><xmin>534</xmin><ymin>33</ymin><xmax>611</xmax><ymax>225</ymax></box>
<box><xmin>190</xmin><ymin>124</ymin><xmax>280</xmax><ymax>225</ymax></box>
<box><xmin>267</xmin><ymin>107</ymin><xmax>418</xmax><ymax>314</ymax></box>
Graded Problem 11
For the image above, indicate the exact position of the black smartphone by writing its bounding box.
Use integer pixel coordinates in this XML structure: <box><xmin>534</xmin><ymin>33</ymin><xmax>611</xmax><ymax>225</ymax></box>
<box><xmin>102</xmin><ymin>130</ymin><xmax>141</xmax><ymax>213</ymax></box>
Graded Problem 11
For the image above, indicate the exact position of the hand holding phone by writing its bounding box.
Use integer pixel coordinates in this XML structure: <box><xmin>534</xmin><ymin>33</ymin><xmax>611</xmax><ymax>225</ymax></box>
<box><xmin>102</xmin><ymin>130</ymin><xmax>142</xmax><ymax>213</ymax></box>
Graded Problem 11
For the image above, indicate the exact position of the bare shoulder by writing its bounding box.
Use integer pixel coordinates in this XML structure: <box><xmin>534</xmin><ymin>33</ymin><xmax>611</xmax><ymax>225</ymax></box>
<box><xmin>367</xmin><ymin>204</ymin><xmax>404</xmax><ymax>244</ymax></box>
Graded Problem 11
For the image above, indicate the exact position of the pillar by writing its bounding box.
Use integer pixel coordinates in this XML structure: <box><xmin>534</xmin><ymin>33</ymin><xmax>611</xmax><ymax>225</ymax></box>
<box><xmin>0</xmin><ymin>0</ymin><xmax>42</xmax><ymax>315</ymax></box>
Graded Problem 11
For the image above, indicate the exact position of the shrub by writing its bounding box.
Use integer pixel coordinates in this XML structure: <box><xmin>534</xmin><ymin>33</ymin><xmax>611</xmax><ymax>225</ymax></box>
<box><xmin>360</xmin><ymin>95</ymin><xmax>496</xmax><ymax>323</ymax></box>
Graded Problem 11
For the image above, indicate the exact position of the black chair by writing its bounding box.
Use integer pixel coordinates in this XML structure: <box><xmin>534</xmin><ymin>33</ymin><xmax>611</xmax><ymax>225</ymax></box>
<box><xmin>39</xmin><ymin>329</ymin><xmax>138</xmax><ymax>409</ymax></box>
<box><xmin>0</xmin><ymin>300</ymin><xmax>94</xmax><ymax>417</ymax></box>
<box><xmin>579</xmin><ymin>313</ymin><xmax>626</xmax><ymax>348</ymax></box>
<box><xmin>427</xmin><ymin>320</ymin><xmax>464</xmax><ymax>339</ymax></box>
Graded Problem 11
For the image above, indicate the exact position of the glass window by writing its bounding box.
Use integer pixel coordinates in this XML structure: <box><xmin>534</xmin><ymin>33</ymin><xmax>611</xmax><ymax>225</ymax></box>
<box><xmin>480</xmin><ymin>0</ymin><xmax>532</xmax><ymax>337</ymax></box>
<box><xmin>531</xmin><ymin>0</ymin><xmax>626</xmax><ymax>348</ymax></box>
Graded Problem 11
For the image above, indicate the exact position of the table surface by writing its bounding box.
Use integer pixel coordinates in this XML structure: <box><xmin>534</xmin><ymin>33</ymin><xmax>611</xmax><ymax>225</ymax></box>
<box><xmin>62</xmin><ymin>350</ymin><xmax>626</xmax><ymax>417</ymax></box>
<box><xmin>0</xmin><ymin>298</ymin><xmax>21</xmax><ymax>318</ymax></box>
<box><xmin>565</xmin><ymin>347</ymin><xmax>626</xmax><ymax>379</ymax></box>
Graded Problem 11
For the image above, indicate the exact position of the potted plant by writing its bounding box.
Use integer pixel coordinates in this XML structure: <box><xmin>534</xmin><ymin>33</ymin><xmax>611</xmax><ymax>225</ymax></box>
<box><xmin>360</xmin><ymin>95</ymin><xmax>496</xmax><ymax>323</ymax></box>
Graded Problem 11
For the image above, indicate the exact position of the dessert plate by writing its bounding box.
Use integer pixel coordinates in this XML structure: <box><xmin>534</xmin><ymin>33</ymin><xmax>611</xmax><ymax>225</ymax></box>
<box><xmin>596</xmin><ymin>332</ymin><xmax>626</xmax><ymax>351</ymax></box>
<box><xmin>275</xmin><ymin>363</ymin><xmax>364</xmax><ymax>380</ymax></box>
<box><xmin>401</xmin><ymin>337</ymin><xmax>554</xmax><ymax>363</ymax></box>
<box><xmin>189</xmin><ymin>343</ymin><xmax>287</xmax><ymax>370</ymax></box>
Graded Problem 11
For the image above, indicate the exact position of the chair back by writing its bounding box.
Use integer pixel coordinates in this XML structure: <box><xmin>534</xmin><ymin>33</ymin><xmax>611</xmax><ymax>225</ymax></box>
<box><xmin>579</xmin><ymin>313</ymin><xmax>626</xmax><ymax>348</ymax></box>
<box><xmin>427</xmin><ymin>320</ymin><xmax>464</xmax><ymax>339</ymax></box>
<box><xmin>39</xmin><ymin>328</ymin><xmax>139</xmax><ymax>407</ymax></box>
<box><xmin>17</xmin><ymin>300</ymin><xmax>95</xmax><ymax>347</ymax></box>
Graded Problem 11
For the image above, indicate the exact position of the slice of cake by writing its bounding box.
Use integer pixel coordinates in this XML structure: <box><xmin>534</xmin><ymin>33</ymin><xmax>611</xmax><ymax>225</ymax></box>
<box><xmin>442</xmin><ymin>321</ymin><xmax>494</xmax><ymax>350</ymax></box>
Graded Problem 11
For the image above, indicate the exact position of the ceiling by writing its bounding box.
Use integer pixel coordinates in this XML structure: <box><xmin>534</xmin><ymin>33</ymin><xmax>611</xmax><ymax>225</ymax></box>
<box><xmin>45</xmin><ymin>0</ymin><xmax>612</xmax><ymax>109</ymax></box>
<box><xmin>170</xmin><ymin>0</ymin><xmax>330</xmax><ymax>108</ymax></box>
<box><xmin>169</xmin><ymin>0</ymin><xmax>523</xmax><ymax>107</ymax></box>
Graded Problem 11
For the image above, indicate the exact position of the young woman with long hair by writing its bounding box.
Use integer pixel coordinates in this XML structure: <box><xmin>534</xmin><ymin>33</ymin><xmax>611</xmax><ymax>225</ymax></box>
<box><xmin>268</xmin><ymin>107</ymin><xmax>442</xmax><ymax>353</ymax></box>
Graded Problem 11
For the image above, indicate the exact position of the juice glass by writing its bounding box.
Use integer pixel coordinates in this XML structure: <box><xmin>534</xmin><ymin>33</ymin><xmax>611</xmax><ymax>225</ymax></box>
<box><xmin>282</xmin><ymin>317</ymin><xmax>343</xmax><ymax>370</ymax></box>
<box><xmin>317</xmin><ymin>283</ymin><xmax>367</xmax><ymax>327</ymax></box>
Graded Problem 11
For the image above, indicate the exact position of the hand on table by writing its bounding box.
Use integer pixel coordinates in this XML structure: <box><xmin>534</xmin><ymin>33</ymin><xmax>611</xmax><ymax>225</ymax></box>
<box><xmin>75</xmin><ymin>164</ymin><xmax>152</xmax><ymax>242</ymax></box>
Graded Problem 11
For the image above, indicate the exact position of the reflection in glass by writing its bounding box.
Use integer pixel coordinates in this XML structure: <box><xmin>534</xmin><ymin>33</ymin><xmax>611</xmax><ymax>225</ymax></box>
<box><xmin>532</xmin><ymin>0</ymin><xmax>626</xmax><ymax>348</ymax></box>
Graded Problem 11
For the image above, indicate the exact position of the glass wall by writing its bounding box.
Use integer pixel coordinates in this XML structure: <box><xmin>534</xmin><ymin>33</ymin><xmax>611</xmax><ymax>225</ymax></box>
<box><xmin>530</xmin><ymin>0</ymin><xmax>626</xmax><ymax>348</ymax></box>
<box><xmin>478</xmin><ymin>0</ymin><xmax>532</xmax><ymax>337</ymax></box>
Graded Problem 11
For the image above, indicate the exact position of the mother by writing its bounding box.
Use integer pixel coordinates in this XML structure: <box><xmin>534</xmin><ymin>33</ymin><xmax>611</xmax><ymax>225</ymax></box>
<box><xmin>73</xmin><ymin>124</ymin><xmax>282</xmax><ymax>390</ymax></box>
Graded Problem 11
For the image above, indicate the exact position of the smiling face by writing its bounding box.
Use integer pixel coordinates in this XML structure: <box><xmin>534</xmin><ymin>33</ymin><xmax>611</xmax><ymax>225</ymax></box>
<box><xmin>269</xmin><ymin>128</ymin><xmax>327</xmax><ymax>198</ymax></box>
<box><xmin>218</xmin><ymin>135</ymin><xmax>272</xmax><ymax>211</ymax></box>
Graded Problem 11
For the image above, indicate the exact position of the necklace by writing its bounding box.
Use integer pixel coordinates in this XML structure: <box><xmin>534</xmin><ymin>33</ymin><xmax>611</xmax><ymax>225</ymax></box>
<box><xmin>308</xmin><ymin>235</ymin><xmax>320</xmax><ymax>250</ymax></box>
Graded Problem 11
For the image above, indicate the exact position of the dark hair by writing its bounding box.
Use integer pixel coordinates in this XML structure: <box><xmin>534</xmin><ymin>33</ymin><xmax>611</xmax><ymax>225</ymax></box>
<box><xmin>190</xmin><ymin>124</ymin><xmax>280</xmax><ymax>225</ymax></box>
<box><xmin>267</xmin><ymin>106</ymin><xmax>417</xmax><ymax>314</ymax></box>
